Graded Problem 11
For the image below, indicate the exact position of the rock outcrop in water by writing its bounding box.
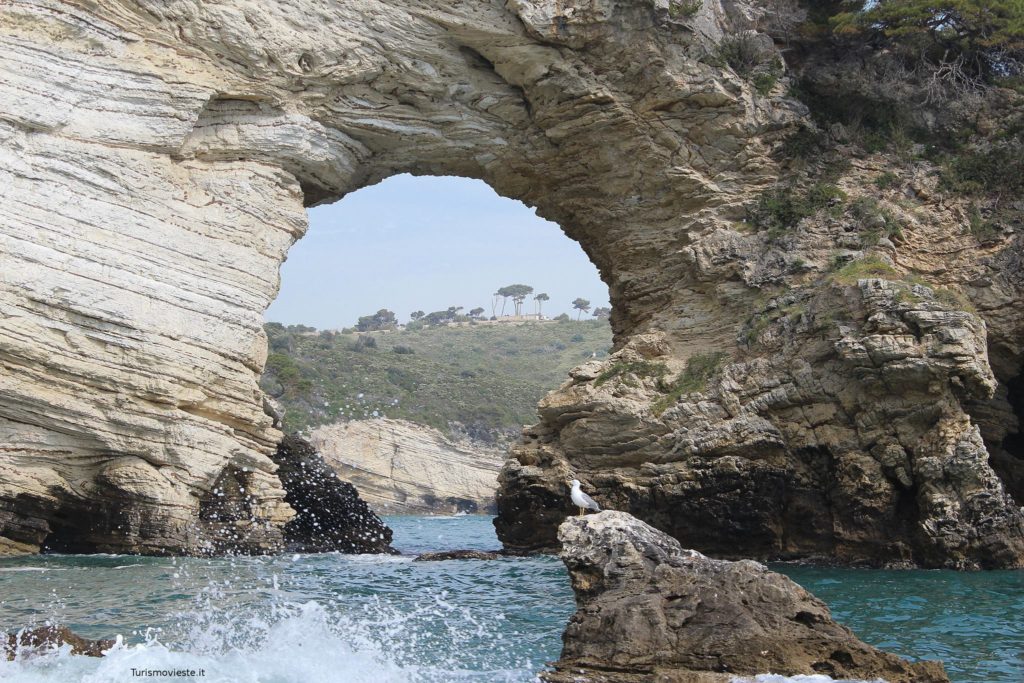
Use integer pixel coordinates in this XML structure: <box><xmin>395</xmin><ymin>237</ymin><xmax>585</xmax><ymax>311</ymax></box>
<box><xmin>0</xmin><ymin>1</ymin><xmax>1020</xmax><ymax>564</ymax></box>
<box><xmin>4</xmin><ymin>626</ymin><xmax>114</xmax><ymax>660</ymax></box>
<box><xmin>310</xmin><ymin>419</ymin><xmax>502</xmax><ymax>515</ymax></box>
<box><xmin>544</xmin><ymin>511</ymin><xmax>950</xmax><ymax>683</ymax></box>
<box><xmin>271</xmin><ymin>435</ymin><xmax>393</xmax><ymax>553</ymax></box>
<box><xmin>413</xmin><ymin>549</ymin><xmax>503</xmax><ymax>562</ymax></box>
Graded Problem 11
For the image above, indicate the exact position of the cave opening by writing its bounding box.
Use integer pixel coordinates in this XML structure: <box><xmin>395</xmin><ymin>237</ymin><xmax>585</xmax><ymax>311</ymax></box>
<box><xmin>973</xmin><ymin>345</ymin><xmax>1024</xmax><ymax>506</ymax></box>
<box><xmin>260</xmin><ymin>173</ymin><xmax>611</xmax><ymax>531</ymax></box>
<box><xmin>1005</xmin><ymin>372</ymin><xmax>1024</xmax><ymax>459</ymax></box>
<box><xmin>41</xmin><ymin>518</ymin><xmax>96</xmax><ymax>554</ymax></box>
<box><xmin>38</xmin><ymin>494</ymin><xmax>104</xmax><ymax>554</ymax></box>
<box><xmin>996</xmin><ymin>369</ymin><xmax>1024</xmax><ymax>504</ymax></box>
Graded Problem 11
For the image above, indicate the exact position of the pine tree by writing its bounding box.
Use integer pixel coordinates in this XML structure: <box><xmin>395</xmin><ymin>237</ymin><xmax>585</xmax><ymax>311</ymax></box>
<box><xmin>830</xmin><ymin>1</ymin><xmax>1024</xmax><ymax>80</ymax></box>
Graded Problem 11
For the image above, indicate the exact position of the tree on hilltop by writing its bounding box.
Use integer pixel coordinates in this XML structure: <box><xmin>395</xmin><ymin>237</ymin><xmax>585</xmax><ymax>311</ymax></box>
<box><xmin>534</xmin><ymin>292</ymin><xmax>550</xmax><ymax>317</ymax></box>
<box><xmin>469</xmin><ymin>307</ymin><xmax>485</xmax><ymax>319</ymax></box>
<box><xmin>572</xmin><ymin>298</ymin><xmax>591</xmax><ymax>320</ymax></box>
<box><xmin>356</xmin><ymin>309</ymin><xmax>397</xmax><ymax>332</ymax></box>
<box><xmin>496</xmin><ymin>284</ymin><xmax>534</xmax><ymax>317</ymax></box>
<box><xmin>592</xmin><ymin>306</ymin><xmax>611</xmax><ymax>319</ymax></box>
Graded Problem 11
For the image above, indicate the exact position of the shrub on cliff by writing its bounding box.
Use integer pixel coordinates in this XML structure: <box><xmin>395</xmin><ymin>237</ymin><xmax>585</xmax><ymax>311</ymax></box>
<box><xmin>941</xmin><ymin>136</ymin><xmax>1024</xmax><ymax>196</ymax></box>
<box><xmin>748</xmin><ymin>182</ymin><xmax>846</xmax><ymax>238</ymax></box>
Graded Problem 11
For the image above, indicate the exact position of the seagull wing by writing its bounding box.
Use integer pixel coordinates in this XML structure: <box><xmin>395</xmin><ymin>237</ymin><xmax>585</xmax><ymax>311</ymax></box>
<box><xmin>579</xmin><ymin>490</ymin><xmax>600</xmax><ymax>511</ymax></box>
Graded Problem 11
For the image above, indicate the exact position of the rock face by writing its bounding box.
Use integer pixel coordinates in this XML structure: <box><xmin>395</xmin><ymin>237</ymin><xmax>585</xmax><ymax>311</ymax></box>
<box><xmin>544</xmin><ymin>511</ymin><xmax>949</xmax><ymax>683</ymax></box>
<box><xmin>0</xmin><ymin>1</ymin><xmax>1020</xmax><ymax>563</ymax></box>
<box><xmin>310</xmin><ymin>419</ymin><xmax>502</xmax><ymax>515</ymax></box>
<box><xmin>270</xmin><ymin>435</ymin><xmax>393</xmax><ymax>553</ymax></box>
<box><xmin>499</xmin><ymin>275</ymin><xmax>1024</xmax><ymax>568</ymax></box>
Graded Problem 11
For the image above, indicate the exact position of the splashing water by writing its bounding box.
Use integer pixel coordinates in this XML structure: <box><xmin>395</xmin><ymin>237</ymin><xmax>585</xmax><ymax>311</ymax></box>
<box><xmin>0</xmin><ymin>517</ymin><xmax>570</xmax><ymax>682</ymax></box>
<box><xmin>1</xmin><ymin>516</ymin><xmax>1021</xmax><ymax>682</ymax></box>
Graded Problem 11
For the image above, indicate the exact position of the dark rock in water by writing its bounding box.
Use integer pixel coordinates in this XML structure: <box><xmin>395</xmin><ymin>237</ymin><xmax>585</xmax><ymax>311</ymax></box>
<box><xmin>413</xmin><ymin>549</ymin><xmax>503</xmax><ymax>561</ymax></box>
<box><xmin>195</xmin><ymin>464</ymin><xmax>288</xmax><ymax>555</ymax></box>
<box><xmin>543</xmin><ymin>511</ymin><xmax>949</xmax><ymax>683</ymax></box>
<box><xmin>271</xmin><ymin>434</ymin><xmax>394</xmax><ymax>553</ymax></box>
<box><xmin>4</xmin><ymin>626</ymin><xmax>114</xmax><ymax>660</ymax></box>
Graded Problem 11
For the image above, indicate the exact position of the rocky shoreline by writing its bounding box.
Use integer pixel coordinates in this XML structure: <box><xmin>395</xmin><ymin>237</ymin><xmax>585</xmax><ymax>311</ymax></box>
<box><xmin>270</xmin><ymin>435</ymin><xmax>394</xmax><ymax>554</ymax></box>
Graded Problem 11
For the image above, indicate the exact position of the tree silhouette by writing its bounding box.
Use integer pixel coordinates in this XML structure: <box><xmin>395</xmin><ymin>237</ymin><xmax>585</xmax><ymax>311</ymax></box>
<box><xmin>410</xmin><ymin>311</ymin><xmax>425</xmax><ymax>321</ymax></box>
<box><xmin>497</xmin><ymin>284</ymin><xmax>533</xmax><ymax>317</ymax></box>
<box><xmin>469</xmin><ymin>307</ymin><xmax>485</xmax><ymax>319</ymax></box>
<box><xmin>356</xmin><ymin>309</ymin><xmax>397</xmax><ymax>331</ymax></box>
<box><xmin>534</xmin><ymin>292</ymin><xmax>550</xmax><ymax>317</ymax></box>
<box><xmin>592</xmin><ymin>306</ymin><xmax>611</xmax><ymax>319</ymax></box>
<box><xmin>572</xmin><ymin>298</ymin><xmax>591</xmax><ymax>320</ymax></box>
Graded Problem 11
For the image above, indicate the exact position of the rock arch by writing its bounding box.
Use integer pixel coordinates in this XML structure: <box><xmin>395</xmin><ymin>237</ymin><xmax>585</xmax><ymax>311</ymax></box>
<box><xmin>1</xmin><ymin>1</ymin><xmax>1021</xmax><ymax>565</ymax></box>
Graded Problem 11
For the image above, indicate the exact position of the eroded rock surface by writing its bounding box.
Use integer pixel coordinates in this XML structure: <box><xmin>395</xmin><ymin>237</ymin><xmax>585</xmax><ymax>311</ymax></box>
<box><xmin>310</xmin><ymin>419</ymin><xmax>502</xmax><ymax>515</ymax></box>
<box><xmin>543</xmin><ymin>511</ymin><xmax>949</xmax><ymax>683</ymax></box>
<box><xmin>498</xmin><ymin>277</ymin><xmax>1024</xmax><ymax>568</ymax></box>
<box><xmin>0</xmin><ymin>1</ymin><xmax>1020</xmax><ymax>563</ymax></box>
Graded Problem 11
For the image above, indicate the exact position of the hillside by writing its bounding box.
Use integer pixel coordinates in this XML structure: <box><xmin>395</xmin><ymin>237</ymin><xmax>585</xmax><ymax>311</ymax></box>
<box><xmin>261</xmin><ymin>320</ymin><xmax>613</xmax><ymax>440</ymax></box>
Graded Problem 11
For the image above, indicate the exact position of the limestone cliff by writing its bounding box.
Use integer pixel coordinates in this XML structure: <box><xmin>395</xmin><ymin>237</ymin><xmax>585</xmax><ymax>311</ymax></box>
<box><xmin>0</xmin><ymin>0</ymin><xmax>1020</xmax><ymax>564</ymax></box>
<box><xmin>496</xmin><ymin>173</ymin><xmax>1024</xmax><ymax>568</ymax></box>
<box><xmin>309</xmin><ymin>419</ymin><xmax>502</xmax><ymax>514</ymax></box>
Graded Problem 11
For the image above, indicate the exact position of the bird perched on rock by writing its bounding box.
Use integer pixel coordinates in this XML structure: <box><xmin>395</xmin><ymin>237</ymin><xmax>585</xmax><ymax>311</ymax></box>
<box><xmin>570</xmin><ymin>479</ymin><xmax>601</xmax><ymax>516</ymax></box>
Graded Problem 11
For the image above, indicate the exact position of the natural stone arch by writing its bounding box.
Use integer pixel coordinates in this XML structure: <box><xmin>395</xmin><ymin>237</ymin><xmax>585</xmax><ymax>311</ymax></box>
<box><xmin>1</xmin><ymin>0</ymin><xmax>1021</xmax><ymax>566</ymax></box>
<box><xmin>0</xmin><ymin>0</ymin><xmax>781</xmax><ymax>553</ymax></box>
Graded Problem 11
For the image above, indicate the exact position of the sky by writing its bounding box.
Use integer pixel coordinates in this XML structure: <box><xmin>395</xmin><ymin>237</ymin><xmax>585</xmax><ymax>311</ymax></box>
<box><xmin>264</xmin><ymin>174</ymin><xmax>611</xmax><ymax>329</ymax></box>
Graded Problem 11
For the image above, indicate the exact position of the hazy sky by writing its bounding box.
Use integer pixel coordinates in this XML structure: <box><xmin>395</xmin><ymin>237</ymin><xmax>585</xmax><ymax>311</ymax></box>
<box><xmin>265</xmin><ymin>174</ymin><xmax>610</xmax><ymax>329</ymax></box>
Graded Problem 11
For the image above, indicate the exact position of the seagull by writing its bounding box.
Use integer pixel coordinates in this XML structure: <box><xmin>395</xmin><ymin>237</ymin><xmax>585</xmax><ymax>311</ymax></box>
<box><xmin>570</xmin><ymin>479</ymin><xmax>601</xmax><ymax>517</ymax></box>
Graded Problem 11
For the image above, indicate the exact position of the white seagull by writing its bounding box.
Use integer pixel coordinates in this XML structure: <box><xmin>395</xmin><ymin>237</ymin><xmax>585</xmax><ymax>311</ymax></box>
<box><xmin>570</xmin><ymin>479</ymin><xmax>601</xmax><ymax>517</ymax></box>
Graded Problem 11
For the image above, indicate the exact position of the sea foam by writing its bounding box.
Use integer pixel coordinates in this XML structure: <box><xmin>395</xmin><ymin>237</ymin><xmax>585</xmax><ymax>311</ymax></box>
<box><xmin>1</xmin><ymin>591</ymin><xmax>537</xmax><ymax>683</ymax></box>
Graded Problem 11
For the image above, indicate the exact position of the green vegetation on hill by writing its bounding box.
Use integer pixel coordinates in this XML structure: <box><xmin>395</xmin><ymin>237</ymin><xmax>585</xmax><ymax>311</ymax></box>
<box><xmin>261</xmin><ymin>320</ymin><xmax>613</xmax><ymax>441</ymax></box>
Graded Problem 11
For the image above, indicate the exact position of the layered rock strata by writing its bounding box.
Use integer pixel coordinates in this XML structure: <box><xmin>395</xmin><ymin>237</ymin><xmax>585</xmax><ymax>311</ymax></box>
<box><xmin>498</xmin><ymin>275</ymin><xmax>1024</xmax><ymax>568</ymax></box>
<box><xmin>310</xmin><ymin>419</ymin><xmax>502</xmax><ymax>515</ymax></box>
<box><xmin>0</xmin><ymin>0</ymin><xmax>1019</xmax><ymax>564</ymax></box>
<box><xmin>543</xmin><ymin>511</ymin><xmax>949</xmax><ymax>683</ymax></box>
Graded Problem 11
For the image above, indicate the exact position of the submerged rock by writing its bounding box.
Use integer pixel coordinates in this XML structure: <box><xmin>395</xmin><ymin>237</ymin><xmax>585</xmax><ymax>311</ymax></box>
<box><xmin>271</xmin><ymin>435</ymin><xmax>394</xmax><ymax>553</ymax></box>
<box><xmin>4</xmin><ymin>626</ymin><xmax>114</xmax><ymax>660</ymax></box>
<box><xmin>413</xmin><ymin>549</ymin><xmax>503</xmax><ymax>561</ymax></box>
<box><xmin>543</xmin><ymin>511</ymin><xmax>949</xmax><ymax>683</ymax></box>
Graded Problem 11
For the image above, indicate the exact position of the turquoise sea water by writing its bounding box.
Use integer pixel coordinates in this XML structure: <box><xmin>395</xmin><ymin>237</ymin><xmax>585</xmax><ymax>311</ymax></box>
<box><xmin>775</xmin><ymin>565</ymin><xmax>1024</xmax><ymax>683</ymax></box>
<box><xmin>0</xmin><ymin>515</ymin><xmax>1020</xmax><ymax>682</ymax></box>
